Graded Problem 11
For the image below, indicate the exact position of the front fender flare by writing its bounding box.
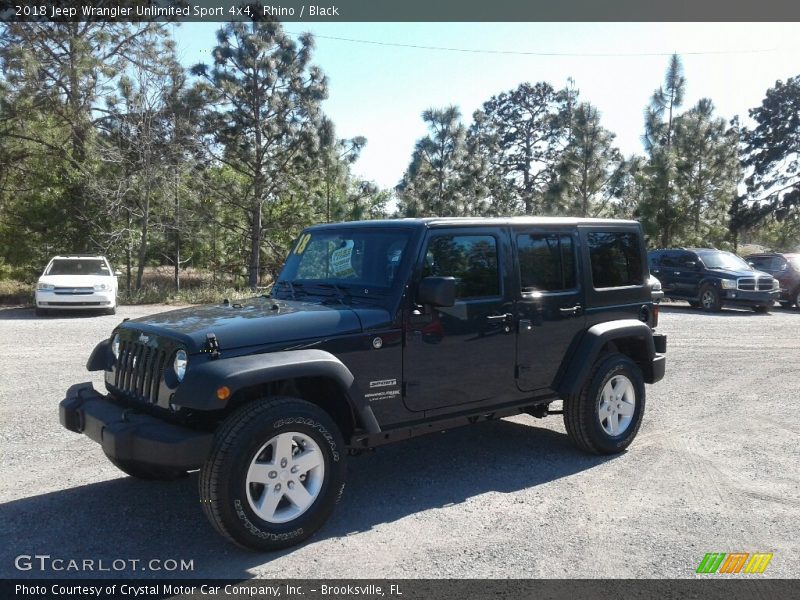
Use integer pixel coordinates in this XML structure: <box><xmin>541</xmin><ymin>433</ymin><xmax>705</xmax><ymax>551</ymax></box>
<box><xmin>555</xmin><ymin>319</ymin><xmax>656</xmax><ymax>397</ymax></box>
<box><xmin>173</xmin><ymin>349</ymin><xmax>380</xmax><ymax>433</ymax></box>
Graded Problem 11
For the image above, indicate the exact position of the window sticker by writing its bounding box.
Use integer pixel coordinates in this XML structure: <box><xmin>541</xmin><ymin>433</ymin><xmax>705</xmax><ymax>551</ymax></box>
<box><xmin>295</xmin><ymin>233</ymin><xmax>311</xmax><ymax>255</ymax></box>
<box><xmin>330</xmin><ymin>240</ymin><xmax>356</xmax><ymax>277</ymax></box>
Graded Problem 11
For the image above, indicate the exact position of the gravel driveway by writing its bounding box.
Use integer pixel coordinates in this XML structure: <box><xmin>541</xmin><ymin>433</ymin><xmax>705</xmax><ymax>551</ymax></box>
<box><xmin>1</xmin><ymin>303</ymin><xmax>798</xmax><ymax>579</ymax></box>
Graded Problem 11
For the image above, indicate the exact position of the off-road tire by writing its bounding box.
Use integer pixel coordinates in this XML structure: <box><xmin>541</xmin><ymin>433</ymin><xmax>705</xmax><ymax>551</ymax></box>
<box><xmin>699</xmin><ymin>284</ymin><xmax>722</xmax><ymax>312</ymax></box>
<box><xmin>106</xmin><ymin>454</ymin><xmax>187</xmax><ymax>480</ymax></box>
<box><xmin>199</xmin><ymin>397</ymin><xmax>346</xmax><ymax>552</ymax></box>
<box><xmin>564</xmin><ymin>353</ymin><xmax>646</xmax><ymax>455</ymax></box>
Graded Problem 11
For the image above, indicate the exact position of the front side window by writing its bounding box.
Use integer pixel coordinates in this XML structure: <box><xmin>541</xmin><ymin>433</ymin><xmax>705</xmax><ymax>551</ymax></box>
<box><xmin>423</xmin><ymin>234</ymin><xmax>499</xmax><ymax>299</ymax></box>
<box><xmin>587</xmin><ymin>231</ymin><xmax>644</xmax><ymax>289</ymax></box>
<box><xmin>517</xmin><ymin>234</ymin><xmax>576</xmax><ymax>292</ymax></box>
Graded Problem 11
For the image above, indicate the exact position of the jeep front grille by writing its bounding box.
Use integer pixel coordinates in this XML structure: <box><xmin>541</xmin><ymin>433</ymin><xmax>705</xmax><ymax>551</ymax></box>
<box><xmin>114</xmin><ymin>340</ymin><xmax>167</xmax><ymax>404</ymax></box>
<box><xmin>737</xmin><ymin>277</ymin><xmax>774</xmax><ymax>291</ymax></box>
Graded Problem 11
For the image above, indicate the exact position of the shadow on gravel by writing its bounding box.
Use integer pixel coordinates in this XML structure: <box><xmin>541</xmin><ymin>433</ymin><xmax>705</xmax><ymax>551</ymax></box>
<box><xmin>657</xmin><ymin>304</ymin><xmax>772</xmax><ymax>317</ymax></box>
<box><xmin>0</xmin><ymin>307</ymin><xmax>110</xmax><ymax>320</ymax></box>
<box><xmin>0</xmin><ymin>419</ymin><xmax>612</xmax><ymax>578</ymax></box>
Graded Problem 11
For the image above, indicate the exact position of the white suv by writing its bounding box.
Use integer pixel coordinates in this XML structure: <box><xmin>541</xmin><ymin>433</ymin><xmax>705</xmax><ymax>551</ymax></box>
<box><xmin>35</xmin><ymin>256</ymin><xmax>119</xmax><ymax>316</ymax></box>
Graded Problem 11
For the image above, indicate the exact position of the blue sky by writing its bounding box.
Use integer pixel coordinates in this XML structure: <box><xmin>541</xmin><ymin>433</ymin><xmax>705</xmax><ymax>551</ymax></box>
<box><xmin>171</xmin><ymin>22</ymin><xmax>800</xmax><ymax>189</ymax></box>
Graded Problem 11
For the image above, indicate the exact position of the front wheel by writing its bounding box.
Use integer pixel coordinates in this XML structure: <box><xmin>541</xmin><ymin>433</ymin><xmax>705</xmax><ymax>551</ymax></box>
<box><xmin>199</xmin><ymin>397</ymin><xmax>346</xmax><ymax>551</ymax></box>
<box><xmin>699</xmin><ymin>285</ymin><xmax>722</xmax><ymax>312</ymax></box>
<box><xmin>752</xmin><ymin>305</ymin><xmax>770</xmax><ymax>314</ymax></box>
<box><xmin>564</xmin><ymin>353</ymin><xmax>646</xmax><ymax>455</ymax></box>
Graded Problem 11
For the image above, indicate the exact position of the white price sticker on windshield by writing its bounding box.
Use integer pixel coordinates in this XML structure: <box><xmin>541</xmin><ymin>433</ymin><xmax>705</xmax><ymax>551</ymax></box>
<box><xmin>330</xmin><ymin>241</ymin><xmax>356</xmax><ymax>277</ymax></box>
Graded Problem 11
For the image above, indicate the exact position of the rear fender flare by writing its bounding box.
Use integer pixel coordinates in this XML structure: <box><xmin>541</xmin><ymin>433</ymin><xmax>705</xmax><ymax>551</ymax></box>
<box><xmin>555</xmin><ymin>319</ymin><xmax>655</xmax><ymax>397</ymax></box>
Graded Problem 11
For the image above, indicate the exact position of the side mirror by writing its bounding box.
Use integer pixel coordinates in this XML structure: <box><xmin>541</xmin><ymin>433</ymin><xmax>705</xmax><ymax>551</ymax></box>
<box><xmin>114</xmin><ymin>270</ymin><xmax>122</xmax><ymax>277</ymax></box>
<box><xmin>418</xmin><ymin>276</ymin><xmax>456</xmax><ymax>307</ymax></box>
<box><xmin>747</xmin><ymin>262</ymin><xmax>756</xmax><ymax>269</ymax></box>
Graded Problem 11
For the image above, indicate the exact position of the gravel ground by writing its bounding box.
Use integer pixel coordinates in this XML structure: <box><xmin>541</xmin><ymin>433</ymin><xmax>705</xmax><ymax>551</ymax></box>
<box><xmin>1</xmin><ymin>302</ymin><xmax>798</xmax><ymax>579</ymax></box>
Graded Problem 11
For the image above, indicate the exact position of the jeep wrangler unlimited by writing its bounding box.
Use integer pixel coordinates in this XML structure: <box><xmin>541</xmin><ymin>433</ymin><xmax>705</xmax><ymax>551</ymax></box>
<box><xmin>60</xmin><ymin>218</ymin><xmax>667</xmax><ymax>551</ymax></box>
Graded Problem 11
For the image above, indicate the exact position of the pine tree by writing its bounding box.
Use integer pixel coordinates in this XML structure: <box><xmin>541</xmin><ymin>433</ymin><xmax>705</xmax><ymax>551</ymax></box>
<box><xmin>642</xmin><ymin>54</ymin><xmax>686</xmax><ymax>247</ymax></box>
<box><xmin>192</xmin><ymin>21</ymin><xmax>329</xmax><ymax>288</ymax></box>
<box><xmin>548</xmin><ymin>102</ymin><xmax>625</xmax><ymax>217</ymax></box>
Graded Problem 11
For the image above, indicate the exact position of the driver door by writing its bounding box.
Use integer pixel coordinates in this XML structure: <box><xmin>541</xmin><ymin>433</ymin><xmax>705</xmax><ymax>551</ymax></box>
<box><xmin>402</xmin><ymin>229</ymin><xmax>516</xmax><ymax>413</ymax></box>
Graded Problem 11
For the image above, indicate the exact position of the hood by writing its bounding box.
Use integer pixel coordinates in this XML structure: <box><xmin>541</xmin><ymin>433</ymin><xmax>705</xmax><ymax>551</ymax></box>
<box><xmin>120</xmin><ymin>297</ymin><xmax>366</xmax><ymax>354</ymax></box>
<box><xmin>707</xmin><ymin>267</ymin><xmax>773</xmax><ymax>279</ymax></box>
<box><xmin>39</xmin><ymin>274</ymin><xmax>116</xmax><ymax>287</ymax></box>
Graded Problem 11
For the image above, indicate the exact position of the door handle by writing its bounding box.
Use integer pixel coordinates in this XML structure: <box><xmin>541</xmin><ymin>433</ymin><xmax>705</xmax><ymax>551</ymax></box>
<box><xmin>559</xmin><ymin>305</ymin><xmax>582</xmax><ymax>316</ymax></box>
<box><xmin>486</xmin><ymin>313</ymin><xmax>513</xmax><ymax>323</ymax></box>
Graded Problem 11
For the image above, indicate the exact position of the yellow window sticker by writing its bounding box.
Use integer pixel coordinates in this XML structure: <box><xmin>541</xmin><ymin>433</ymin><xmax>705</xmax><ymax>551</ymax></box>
<box><xmin>295</xmin><ymin>233</ymin><xmax>311</xmax><ymax>255</ymax></box>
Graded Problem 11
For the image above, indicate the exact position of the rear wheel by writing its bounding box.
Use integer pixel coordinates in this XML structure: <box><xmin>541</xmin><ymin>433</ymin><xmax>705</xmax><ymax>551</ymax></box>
<box><xmin>699</xmin><ymin>285</ymin><xmax>722</xmax><ymax>312</ymax></box>
<box><xmin>106</xmin><ymin>454</ymin><xmax>187</xmax><ymax>481</ymax></box>
<box><xmin>199</xmin><ymin>397</ymin><xmax>346</xmax><ymax>551</ymax></box>
<box><xmin>564</xmin><ymin>353</ymin><xmax>645</xmax><ymax>455</ymax></box>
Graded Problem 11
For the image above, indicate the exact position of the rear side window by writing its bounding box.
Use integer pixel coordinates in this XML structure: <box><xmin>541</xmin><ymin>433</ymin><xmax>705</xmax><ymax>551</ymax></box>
<box><xmin>423</xmin><ymin>234</ymin><xmax>499</xmax><ymax>299</ymax></box>
<box><xmin>517</xmin><ymin>234</ymin><xmax>576</xmax><ymax>292</ymax></box>
<box><xmin>587</xmin><ymin>231</ymin><xmax>644</xmax><ymax>289</ymax></box>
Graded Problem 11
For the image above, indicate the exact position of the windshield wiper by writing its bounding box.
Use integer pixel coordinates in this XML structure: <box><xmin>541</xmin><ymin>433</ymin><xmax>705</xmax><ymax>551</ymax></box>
<box><xmin>314</xmin><ymin>282</ymin><xmax>350</xmax><ymax>305</ymax></box>
<box><xmin>274</xmin><ymin>280</ymin><xmax>306</xmax><ymax>300</ymax></box>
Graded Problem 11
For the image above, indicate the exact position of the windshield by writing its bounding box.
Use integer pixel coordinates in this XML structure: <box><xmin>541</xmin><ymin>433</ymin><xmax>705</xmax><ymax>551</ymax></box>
<box><xmin>275</xmin><ymin>229</ymin><xmax>412</xmax><ymax>299</ymax></box>
<box><xmin>697</xmin><ymin>251</ymin><xmax>751</xmax><ymax>271</ymax></box>
<box><xmin>46</xmin><ymin>259</ymin><xmax>110</xmax><ymax>276</ymax></box>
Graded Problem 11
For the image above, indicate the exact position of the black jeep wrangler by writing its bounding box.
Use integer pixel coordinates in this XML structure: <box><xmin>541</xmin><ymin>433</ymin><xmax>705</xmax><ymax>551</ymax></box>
<box><xmin>60</xmin><ymin>218</ymin><xmax>666</xmax><ymax>551</ymax></box>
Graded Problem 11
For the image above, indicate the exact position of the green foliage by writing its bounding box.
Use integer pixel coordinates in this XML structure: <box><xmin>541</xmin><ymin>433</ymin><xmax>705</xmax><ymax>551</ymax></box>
<box><xmin>734</xmin><ymin>75</ymin><xmax>800</xmax><ymax>248</ymax></box>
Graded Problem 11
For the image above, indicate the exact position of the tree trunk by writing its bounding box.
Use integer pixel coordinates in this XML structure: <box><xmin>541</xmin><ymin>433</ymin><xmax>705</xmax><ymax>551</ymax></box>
<box><xmin>248</xmin><ymin>199</ymin><xmax>263</xmax><ymax>289</ymax></box>
<box><xmin>136</xmin><ymin>195</ymin><xmax>150</xmax><ymax>290</ymax></box>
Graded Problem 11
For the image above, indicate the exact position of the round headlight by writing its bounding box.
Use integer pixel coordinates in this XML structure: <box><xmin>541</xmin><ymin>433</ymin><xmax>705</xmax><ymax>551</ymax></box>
<box><xmin>111</xmin><ymin>333</ymin><xmax>121</xmax><ymax>359</ymax></box>
<box><xmin>173</xmin><ymin>349</ymin><xmax>188</xmax><ymax>382</ymax></box>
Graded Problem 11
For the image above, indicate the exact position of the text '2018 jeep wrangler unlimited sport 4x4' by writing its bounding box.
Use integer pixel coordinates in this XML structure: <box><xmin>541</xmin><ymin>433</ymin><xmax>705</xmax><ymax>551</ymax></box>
<box><xmin>60</xmin><ymin>218</ymin><xmax>666</xmax><ymax>551</ymax></box>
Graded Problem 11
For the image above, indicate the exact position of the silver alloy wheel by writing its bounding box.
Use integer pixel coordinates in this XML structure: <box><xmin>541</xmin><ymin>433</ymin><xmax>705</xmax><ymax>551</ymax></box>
<box><xmin>701</xmin><ymin>289</ymin><xmax>716</xmax><ymax>309</ymax></box>
<box><xmin>245</xmin><ymin>431</ymin><xmax>325</xmax><ymax>524</ymax></box>
<box><xmin>598</xmin><ymin>375</ymin><xmax>636</xmax><ymax>436</ymax></box>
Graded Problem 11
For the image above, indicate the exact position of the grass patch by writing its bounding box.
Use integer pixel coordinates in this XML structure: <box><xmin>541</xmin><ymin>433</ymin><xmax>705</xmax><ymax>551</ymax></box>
<box><xmin>0</xmin><ymin>280</ymin><xmax>34</xmax><ymax>305</ymax></box>
<box><xmin>118</xmin><ymin>284</ymin><xmax>261</xmax><ymax>306</ymax></box>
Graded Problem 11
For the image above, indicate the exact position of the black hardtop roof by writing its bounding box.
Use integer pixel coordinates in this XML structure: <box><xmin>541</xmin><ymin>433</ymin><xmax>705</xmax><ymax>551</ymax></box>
<box><xmin>307</xmin><ymin>216</ymin><xmax>641</xmax><ymax>231</ymax></box>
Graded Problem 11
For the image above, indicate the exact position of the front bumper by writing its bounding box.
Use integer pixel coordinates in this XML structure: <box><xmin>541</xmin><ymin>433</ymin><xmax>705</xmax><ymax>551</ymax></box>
<box><xmin>37</xmin><ymin>290</ymin><xmax>116</xmax><ymax>308</ymax></box>
<box><xmin>720</xmin><ymin>289</ymin><xmax>778</xmax><ymax>307</ymax></box>
<box><xmin>59</xmin><ymin>383</ymin><xmax>213</xmax><ymax>470</ymax></box>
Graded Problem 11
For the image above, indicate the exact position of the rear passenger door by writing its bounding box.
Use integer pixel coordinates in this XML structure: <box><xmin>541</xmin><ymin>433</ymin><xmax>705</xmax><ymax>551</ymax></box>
<box><xmin>652</xmin><ymin>251</ymin><xmax>680</xmax><ymax>295</ymax></box>
<box><xmin>515</xmin><ymin>230</ymin><xmax>585</xmax><ymax>392</ymax></box>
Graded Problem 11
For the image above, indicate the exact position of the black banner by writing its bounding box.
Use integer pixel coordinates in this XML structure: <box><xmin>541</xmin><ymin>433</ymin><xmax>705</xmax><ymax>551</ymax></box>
<box><xmin>3</xmin><ymin>0</ymin><xmax>800</xmax><ymax>22</ymax></box>
<box><xmin>2</xmin><ymin>579</ymin><xmax>799</xmax><ymax>600</ymax></box>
